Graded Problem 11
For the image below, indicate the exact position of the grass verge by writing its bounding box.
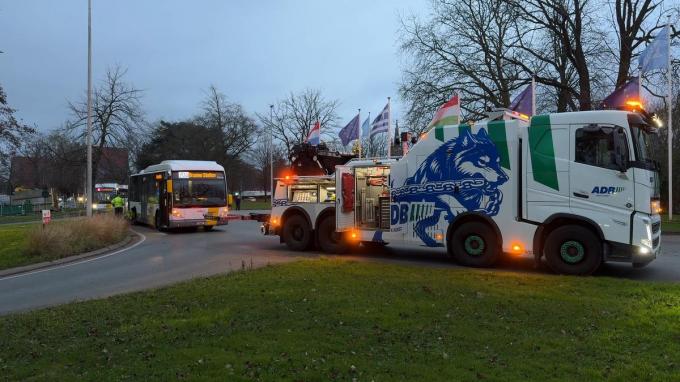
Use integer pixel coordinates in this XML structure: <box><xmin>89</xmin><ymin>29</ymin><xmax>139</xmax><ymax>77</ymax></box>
<box><xmin>0</xmin><ymin>214</ymin><xmax>128</xmax><ymax>270</ymax></box>
<box><xmin>1</xmin><ymin>260</ymin><xmax>678</xmax><ymax>380</ymax></box>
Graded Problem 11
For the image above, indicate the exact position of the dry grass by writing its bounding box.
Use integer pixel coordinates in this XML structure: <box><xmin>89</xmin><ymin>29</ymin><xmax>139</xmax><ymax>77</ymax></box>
<box><xmin>24</xmin><ymin>214</ymin><xmax>129</xmax><ymax>260</ymax></box>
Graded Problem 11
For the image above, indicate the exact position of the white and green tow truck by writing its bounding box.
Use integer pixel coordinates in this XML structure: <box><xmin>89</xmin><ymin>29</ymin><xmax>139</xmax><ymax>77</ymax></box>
<box><xmin>262</xmin><ymin>108</ymin><xmax>661</xmax><ymax>275</ymax></box>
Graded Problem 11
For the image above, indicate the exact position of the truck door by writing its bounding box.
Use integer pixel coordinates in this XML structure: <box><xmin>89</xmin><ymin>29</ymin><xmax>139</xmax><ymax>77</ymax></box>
<box><xmin>335</xmin><ymin>165</ymin><xmax>355</xmax><ymax>232</ymax></box>
<box><xmin>569</xmin><ymin>124</ymin><xmax>634</xmax><ymax>244</ymax></box>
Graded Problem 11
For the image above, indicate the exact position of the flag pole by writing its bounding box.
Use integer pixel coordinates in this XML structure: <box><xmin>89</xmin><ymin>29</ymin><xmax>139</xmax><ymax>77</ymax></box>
<box><xmin>667</xmin><ymin>17</ymin><xmax>673</xmax><ymax>220</ymax></box>
<box><xmin>531</xmin><ymin>74</ymin><xmax>536</xmax><ymax>115</ymax></box>
<box><xmin>358</xmin><ymin>108</ymin><xmax>362</xmax><ymax>159</ymax></box>
<box><xmin>367</xmin><ymin>111</ymin><xmax>371</xmax><ymax>158</ymax></box>
<box><xmin>387</xmin><ymin>97</ymin><xmax>392</xmax><ymax>159</ymax></box>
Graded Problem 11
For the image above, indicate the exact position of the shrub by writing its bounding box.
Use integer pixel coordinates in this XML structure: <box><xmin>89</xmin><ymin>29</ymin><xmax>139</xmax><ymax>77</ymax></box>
<box><xmin>24</xmin><ymin>214</ymin><xmax>129</xmax><ymax>260</ymax></box>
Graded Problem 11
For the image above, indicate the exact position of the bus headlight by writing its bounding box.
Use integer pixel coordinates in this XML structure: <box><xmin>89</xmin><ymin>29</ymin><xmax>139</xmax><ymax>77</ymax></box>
<box><xmin>171</xmin><ymin>208</ymin><xmax>183</xmax><ymax>218</ymax></box>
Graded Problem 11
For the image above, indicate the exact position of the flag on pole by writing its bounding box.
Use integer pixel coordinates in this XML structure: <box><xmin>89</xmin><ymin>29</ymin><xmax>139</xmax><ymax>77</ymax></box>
<box><xmin>370</xmin><ymin>103</ymin><xmax>390</xmax><ymax>138</ymax></box>
<box><xmin>339</xmin><ymin>114</ymin><xmax>361</xmax><ymax>146</ymax></box>
<box><xmin>361</xmin><ymin>116</ymin><xmax>371</xmax><ymax>137</ymax></box>
<box><xmin>306</xmin><ymin>121</ymin><xmax>320</xmax><ymax>146</ymax></box>
<box><xmin>602</xmin><ymin>77</ymin><xmax>639</xmax><ymax>108</ymax></box>
<box><xmin>639</xmin><ymin>25</ymin><xmax>670</xmax><ymax>73</ymax></box>
<box><xmin>509</xmin><ymin>84</ymin><xmax>533</xmax><ymax>116</ymax></box>
<box><xmin>427</xmin><ymin>94</ymin><xmax>460</xmax><ymax>129</ymax></box>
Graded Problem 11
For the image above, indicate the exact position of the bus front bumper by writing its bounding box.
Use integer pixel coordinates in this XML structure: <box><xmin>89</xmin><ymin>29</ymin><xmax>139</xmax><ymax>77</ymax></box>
<box><xmin>168</xmin><ymin>218</ymin><xmax>228</xmax><ymax>228</ymax></box>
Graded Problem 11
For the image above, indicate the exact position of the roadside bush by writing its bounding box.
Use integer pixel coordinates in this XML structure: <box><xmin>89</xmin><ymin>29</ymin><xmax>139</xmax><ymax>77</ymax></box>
<box><xmin>24</xmin><ymin>214</ymin><xmax>129</xmax><ymax>260</ymax></box>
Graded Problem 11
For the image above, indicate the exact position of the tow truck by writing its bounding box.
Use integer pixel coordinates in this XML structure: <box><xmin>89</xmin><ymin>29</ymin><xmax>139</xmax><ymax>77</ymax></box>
<box><xmin>262</xmin><ymin>107</ymin><xmax>661</xmax><ymax>275</ymax></box>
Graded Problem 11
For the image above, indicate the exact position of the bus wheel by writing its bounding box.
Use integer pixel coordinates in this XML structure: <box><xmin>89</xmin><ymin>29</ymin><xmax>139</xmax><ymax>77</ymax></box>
<box><xmin>129</xmin><ymin>209</ymin><xmax>137</xmax><ymax>225</ymax></box>
<box><xmin>544</xmin><ymin>225</ymin><xmax>601</xmax><ymax>275</ymax></box>
<box><xmin>283</xmin><ymin>214</ymin><xmax>312</xmax><ymax>251</ymax></box>
<box><xmin>448</xmin><ymin>221</ymin><xmax>499</xmax><ymax>267</ymax></box>
<box><xmin>317</xmin><ymin>215</ymin><xmax>347</xmax><ymax>254</ymax></box>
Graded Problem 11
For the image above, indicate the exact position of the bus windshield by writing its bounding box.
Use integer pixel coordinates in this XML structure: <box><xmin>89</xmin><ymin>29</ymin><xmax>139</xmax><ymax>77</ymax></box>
<box><xmin>94</xmin><ymin>189</ymin><xmax>115</xmax><ymax>204</ymax></box>
<box><xmin>172</xmin><ymin>172</ymin><xmax>226</xmax><ymax>207</ymax></box>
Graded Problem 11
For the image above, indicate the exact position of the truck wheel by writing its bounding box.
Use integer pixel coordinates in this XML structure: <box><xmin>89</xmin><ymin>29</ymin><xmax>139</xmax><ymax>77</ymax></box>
<box><xmin>544</xmin><ymin>225</ymin><xmax>601</xmax><ymax>275</ymax></box>
<box><xmin>448</xmin><ymin>221</ymin><xmax>499</xmax><ymax>267</ymax></box>
<box><xmin>317</xmin><ymin>215</ymin><xmax>347</xmax><ymax>254</ymax></box>
<box><xmin>283</xmin><ymin>214</ymin><xmax>312</xmax><ymax>251</ymax></box>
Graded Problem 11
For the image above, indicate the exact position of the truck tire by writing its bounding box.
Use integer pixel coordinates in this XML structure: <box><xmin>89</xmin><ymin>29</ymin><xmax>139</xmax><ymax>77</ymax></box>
<box><xmin>283</xmin><ymin>214</ymin><xmax>312</xmax><ymax>251</ymax></box>
<box><xmin>317</xmin><ymin>215</ymin><xmax>347</xmax><ymax>254</ymax></box>
<box><xmin>448</xmin><ymin>221</ymin><xmax>500</xmax><ymax>267</ymax></box>
<box><xmin>544</xmin><ymin>225</ymin><xmax>601</xmax><ymax>275</ymax></box>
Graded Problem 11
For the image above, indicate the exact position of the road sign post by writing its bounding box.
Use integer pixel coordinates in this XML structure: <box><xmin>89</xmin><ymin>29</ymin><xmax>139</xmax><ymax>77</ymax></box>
<box><xmin>42</xmin><ymin>209</ymin><xmax>51</xmax><ymax>229</ymax></box>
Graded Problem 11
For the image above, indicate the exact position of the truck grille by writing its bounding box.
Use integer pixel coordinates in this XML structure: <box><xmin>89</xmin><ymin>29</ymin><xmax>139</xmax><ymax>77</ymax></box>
<box><xmin>653</xmin><ymin>236</ymin><xmax>660</xmax><ymax>248</ymax></box>
<box><xmin>652</xmin><ymin>221</ymin><xmax>660</xmax><ymax>234</ymax></box>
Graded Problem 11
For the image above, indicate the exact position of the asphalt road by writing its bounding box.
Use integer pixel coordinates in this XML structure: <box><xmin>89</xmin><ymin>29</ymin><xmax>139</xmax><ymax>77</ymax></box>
<box><xmin>1</xmin><ymin>218</ymin><xmax>679</xmax><ymax>315</ymax></box>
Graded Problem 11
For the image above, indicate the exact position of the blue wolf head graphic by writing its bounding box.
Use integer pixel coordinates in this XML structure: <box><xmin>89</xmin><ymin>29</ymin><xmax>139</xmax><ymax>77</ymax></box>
<box><xmin>401</xmin><ymin>127</ymin><xmax>509</xmax><ymax>215</ymax></box>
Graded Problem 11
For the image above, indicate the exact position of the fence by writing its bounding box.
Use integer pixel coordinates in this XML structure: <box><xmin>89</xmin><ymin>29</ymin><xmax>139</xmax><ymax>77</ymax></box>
<box><xmin>0</xmin><ymin>203</ymin><xmax>28</xmax><ymax>216</ymax></box>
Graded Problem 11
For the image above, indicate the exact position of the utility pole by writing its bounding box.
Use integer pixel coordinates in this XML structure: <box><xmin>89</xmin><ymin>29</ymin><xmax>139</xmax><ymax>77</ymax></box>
<box><xmin>86</xmin><ymin>0</ymin><xmax>93</xmax><ymax>217</ymax></box>
<box><xmin>269</xmin><ymin>104</ymin><xmax>274</xmax><ymax>208</ymax></box>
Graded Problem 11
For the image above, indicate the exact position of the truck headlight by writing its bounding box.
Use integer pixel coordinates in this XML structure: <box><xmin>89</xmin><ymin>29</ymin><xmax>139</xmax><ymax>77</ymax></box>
<box><xmin>651</xmin><ymin>199</ymin><xmax>662</xmax><ymax>214</ymax></box>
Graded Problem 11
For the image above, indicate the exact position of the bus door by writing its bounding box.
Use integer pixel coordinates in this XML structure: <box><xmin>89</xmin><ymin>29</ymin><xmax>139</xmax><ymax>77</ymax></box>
<box><xmin>153</xmin><ymin>173</ymin><xmax>168</xmax><ymax>227</ymax></box>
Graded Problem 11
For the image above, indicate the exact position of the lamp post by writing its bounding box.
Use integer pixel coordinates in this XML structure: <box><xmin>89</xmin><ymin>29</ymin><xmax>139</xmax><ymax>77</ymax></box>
<box><xmin>85</xmin><ymin>0</ymin><xmax>93</xmax><ymax>217</ymax></box>
<box><xmin>269</xmin><ymin>104</ymin><xmax>274</xmax><ymax>208</ymax></box>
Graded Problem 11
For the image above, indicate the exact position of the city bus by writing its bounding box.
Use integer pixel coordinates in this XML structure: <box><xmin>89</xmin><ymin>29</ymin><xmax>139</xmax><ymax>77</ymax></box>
<box><xmin>92</xmin><ymin>183</ymin><xmax>128</xmax><ymax>211</ymax></box>
<box><xmin>128</xmin><ymin>160</ymin><xmax>229</xmax><ymax>230</ymax></box>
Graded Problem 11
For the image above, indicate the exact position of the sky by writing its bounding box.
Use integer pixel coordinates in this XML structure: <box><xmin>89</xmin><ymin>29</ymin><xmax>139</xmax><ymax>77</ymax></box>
<box><xmin>0</xmin><ymin>0</ymin><xmax>428</xmax><ymax>134</ymax></box>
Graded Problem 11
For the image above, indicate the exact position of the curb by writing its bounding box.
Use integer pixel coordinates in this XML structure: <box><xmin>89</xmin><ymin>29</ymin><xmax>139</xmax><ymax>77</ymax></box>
<box><xmin>0</xmin><ymin>231</ymin><xmax>140</xmax><ymax>278</ymax></box>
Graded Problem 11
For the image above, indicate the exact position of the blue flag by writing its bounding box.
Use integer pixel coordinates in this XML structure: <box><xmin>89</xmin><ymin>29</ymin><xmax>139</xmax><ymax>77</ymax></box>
<box><xmin>602</xmin><ymin>77</ymin><xmax>639</xmax><ymax>109</ymax></box>
<box><xmin>361</xmin><ymin>116</ymin><xmax>370</xmax><ymax>137</ymax></box>
<box><xmin>639</xmin><ymin>25</ymin><xmax>670</xmax><ymax>73</ymax></box>
<box><xmin>339</xmin><ymin>114</ymin><xmax>360</xmax><ymax>146</ymax></box>
<box><xmin>509</xmin><ymin>84</ymin><xmax>533</xmax><ymax>116</ymax></box>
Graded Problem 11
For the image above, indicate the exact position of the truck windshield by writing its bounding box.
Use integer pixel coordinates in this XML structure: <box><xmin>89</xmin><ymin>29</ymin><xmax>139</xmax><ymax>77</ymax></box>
<box><xmin>172</xmin><ymin>172</ymin><xmax>227</xmax><ymax>207</ymax></box>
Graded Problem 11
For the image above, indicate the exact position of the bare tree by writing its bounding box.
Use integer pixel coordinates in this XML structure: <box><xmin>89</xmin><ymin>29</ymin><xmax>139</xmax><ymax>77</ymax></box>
<box><xmin>400</xmin><ymin>0</ymin><xmax>527</xmax><ymax>132</ymax></box>
<box><xmin>247</xmin><ymin>137</ymin><xmax>287</xmax><ymax>193</ymax></box>
<box><xmin>67</xmin><ymin>66</ymin><xmax>144</xmax><ymax>183</ymax></box>
<box><xmin>258</xmin><ymin>89</ymin><xmax>340</xmax><ymax>156</ymax></box>
<box><xmin>198</xmin><ymin>85</ymin><xmax>258</xmax><ymax>160</ymax></box>
<box><xmin>0</xmin><ymin>84</ymin><xmax>35</xmax><ymax>191</ymax></box>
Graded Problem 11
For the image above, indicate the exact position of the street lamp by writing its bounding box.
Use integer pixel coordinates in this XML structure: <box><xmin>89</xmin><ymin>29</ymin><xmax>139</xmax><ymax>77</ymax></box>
<box><xmin>269</xmin><ymin>104</ymin><xmax>274</xmax><ymax>208</ymax></box>
<box><xmin>85</xmin><ymin>0</ymin><xmax>93</xmax><ymax>217</ymax></box>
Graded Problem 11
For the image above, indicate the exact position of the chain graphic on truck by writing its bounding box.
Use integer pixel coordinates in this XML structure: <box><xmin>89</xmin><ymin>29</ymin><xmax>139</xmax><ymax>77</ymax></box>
<box><xmin>391</xmin><ymin>128</ymin><xmax>508</xmax><ymax>246</ymax></box>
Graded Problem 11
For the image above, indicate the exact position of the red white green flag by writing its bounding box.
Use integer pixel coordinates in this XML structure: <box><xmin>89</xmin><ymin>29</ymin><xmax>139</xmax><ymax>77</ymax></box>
<box><xmin>427</xmin><ymin>94</ymin><xmax>460</xmax><ymax>129</ymax></box>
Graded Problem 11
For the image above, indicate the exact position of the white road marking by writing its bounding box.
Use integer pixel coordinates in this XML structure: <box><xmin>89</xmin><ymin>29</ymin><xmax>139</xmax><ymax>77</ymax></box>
<box><xmin>0</xmin><ymin>230</ymin><xmax>147</xmax><ymax>281</ymax></box>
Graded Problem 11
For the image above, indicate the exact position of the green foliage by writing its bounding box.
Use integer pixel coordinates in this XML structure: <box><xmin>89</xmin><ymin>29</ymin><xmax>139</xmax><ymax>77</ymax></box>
<box><xmin>0</xmin><ymin>224</ymin><xmax>33</xmax><ymax>269</ymax></box>
<box><xmin>1</xmin><ymin>260</ymin><xmax>679</xmax><ymax>380</ymax></box>
<box><xmin>135</xmin><ymin>121</ymin><xmax>227</xmax><ymax>170</ymax></box>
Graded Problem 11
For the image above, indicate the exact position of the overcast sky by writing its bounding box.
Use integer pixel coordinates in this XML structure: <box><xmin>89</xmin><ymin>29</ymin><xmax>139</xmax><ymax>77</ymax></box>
<box><xmin>0</xmin><ymin>0</ymin><xmax>428</xmax><ymax>134</ymax></box>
